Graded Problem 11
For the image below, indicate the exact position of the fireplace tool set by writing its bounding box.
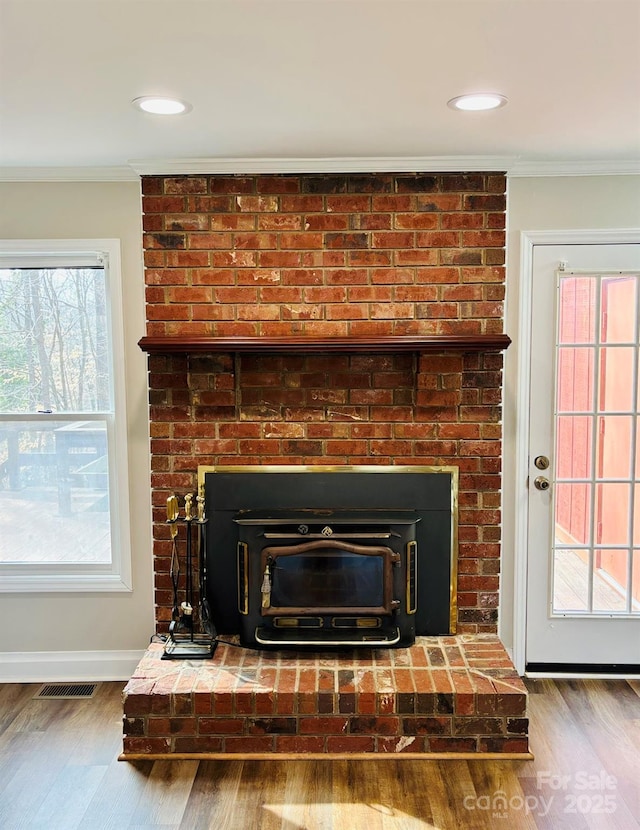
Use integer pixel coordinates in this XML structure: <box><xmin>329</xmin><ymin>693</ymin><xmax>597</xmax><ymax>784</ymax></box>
<box><xmin>162</xmin><ymin>487</ymin><xmax>217</xmax><ymax>659</ymax></box>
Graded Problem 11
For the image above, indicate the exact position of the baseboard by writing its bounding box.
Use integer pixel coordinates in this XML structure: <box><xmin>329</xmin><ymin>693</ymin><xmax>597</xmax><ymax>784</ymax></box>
<box><xmin>0</xmin><ymin>649</ymin><xmax>145</xmax><ymax>682</ymax></box>
<box><xmin>526</xmin><ymin>662</ymin><xmax>640</xmax><ymax>678</ymax></box>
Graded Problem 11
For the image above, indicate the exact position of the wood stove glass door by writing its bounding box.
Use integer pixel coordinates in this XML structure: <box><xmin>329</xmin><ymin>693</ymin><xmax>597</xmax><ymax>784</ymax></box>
<box><xmin>262</xmin><ymin>540</ymin><xmax>395</xmax><ymax>616</ymax></box>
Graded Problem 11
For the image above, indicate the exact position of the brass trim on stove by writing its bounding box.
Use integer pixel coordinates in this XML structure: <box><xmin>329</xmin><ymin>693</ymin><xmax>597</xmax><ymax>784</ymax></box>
<box><xmin>406</xmin><ymin>540</ymin><xmax>417</xmax><ymax>615</ymax></box>
<box><xmin>254</xmin><ymin>627</ymin><xmax>402</xmax><ymax>648</ymax></box>
<box><xmin>273</xmin><ymin>617</ymin><xmax>323</xmax><ymax>628</ymax></box>
<box><xmin>237</xmin><ymin>541</ymin><xmax>249</xmax><ymax>615</ymax></box>
<box><xmin>198</xmin><ymin>464</ymin><xmax>459</xmax><ymax>634</ymax></box>
<box><xmin>263</xmin><ymin>532</ymin><xmax>393</xmax><ymax>539</ymax></box>
<box><xmin>449</xmin><ymin>466</ymin><xmax>459</xmax><ymax>634</ymax></box>
<box><xmin>331</xmin><ymin>617</ymin><xmax>381</xmax><ymax>629</ymax></box>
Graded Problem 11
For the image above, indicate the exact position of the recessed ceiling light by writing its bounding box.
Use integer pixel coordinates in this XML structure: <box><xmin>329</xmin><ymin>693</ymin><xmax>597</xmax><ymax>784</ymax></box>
<box><xmin>447</xmin><ymin>93</ymin><xmax>508</xmax><ymax>112</ymax></box>
<box><xmin>132</xmin><ymin>96</ymin><xmax>192</xmax><ymax>115</ymax></box>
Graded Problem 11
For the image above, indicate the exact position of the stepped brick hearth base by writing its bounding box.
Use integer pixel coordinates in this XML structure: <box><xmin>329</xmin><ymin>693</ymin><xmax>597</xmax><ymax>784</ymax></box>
<box><xmin>121</xmin><ymin>635</ymin><xmax>530</xmax><ymax>760</ymax></box>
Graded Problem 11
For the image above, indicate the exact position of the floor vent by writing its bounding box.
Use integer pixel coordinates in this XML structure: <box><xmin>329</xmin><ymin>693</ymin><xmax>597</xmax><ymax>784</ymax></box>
<box><xmin>35</xmin><ymin>683</ymin><xmax>98</xmax><ymax>700</ymax></box>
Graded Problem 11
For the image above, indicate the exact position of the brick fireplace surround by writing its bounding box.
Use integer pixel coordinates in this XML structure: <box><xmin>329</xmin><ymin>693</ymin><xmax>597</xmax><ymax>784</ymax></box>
<box><xmin>122</xmin><ymin>172</ymin><xmax>530</xmax><ymax>759</ymax></box>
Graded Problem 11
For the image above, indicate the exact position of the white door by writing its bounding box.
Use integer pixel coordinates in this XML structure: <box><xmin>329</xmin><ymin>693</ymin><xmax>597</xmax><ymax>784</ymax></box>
<box><xmin>526</xmin><ymin>242</ymin><xmax>640</xmax><ymax>668</ymax></box>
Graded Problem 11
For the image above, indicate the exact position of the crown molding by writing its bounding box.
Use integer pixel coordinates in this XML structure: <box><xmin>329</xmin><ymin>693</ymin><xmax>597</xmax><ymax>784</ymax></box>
<box><xmin>508</xmin><ymin>159</ymin><xmax>640</xmax><ymax>177</ymax></box>
<box><xmin>128</xmin><ymin>156</ymin><xmax>515</xmax><ymax>176</ymax></box>
<box><xmin>130</xmin><ymin>156</ymin><xmax>640</xmax><ymax>177</ymax></box>
<box><xmin>0</xmin><ymin>166</ymin><xmax>139</xmax><ymax>182</ymax></box>
<box><xmin>0</xmin><ymin>157</ymin><xmax>638</xmax><ymax>182</ymax></box>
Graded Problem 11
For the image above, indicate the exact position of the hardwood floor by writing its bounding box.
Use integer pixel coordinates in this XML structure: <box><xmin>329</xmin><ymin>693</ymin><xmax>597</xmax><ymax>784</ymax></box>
<box><xmin>0</xmin><ymin>678</ymin><xmax>638</xmax><ymax>829</ymax></box>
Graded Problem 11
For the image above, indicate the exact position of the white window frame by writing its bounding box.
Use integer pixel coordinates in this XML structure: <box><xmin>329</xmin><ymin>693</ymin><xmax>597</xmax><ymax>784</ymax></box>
<box><xmin>0</xmin><ymin>239</ymin><xmax>132</xmax><ymax>592</ymax></box>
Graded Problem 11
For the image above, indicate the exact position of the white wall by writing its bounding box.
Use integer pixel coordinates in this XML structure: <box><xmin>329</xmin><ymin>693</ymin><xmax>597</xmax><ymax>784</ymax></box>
<box><xmin>0</xmin><ymin>181</ymin><xmax>154</xmax><ymax>679</ymax></box>
<box><xmin>3</xmin><ymin>176</ymin><xmax>639</xmax><ymax>676</ymax></box>
<box><xmin>500</xmin><ymin>175</ymin><xmax>640</xmax><ymax>660</ymax></box>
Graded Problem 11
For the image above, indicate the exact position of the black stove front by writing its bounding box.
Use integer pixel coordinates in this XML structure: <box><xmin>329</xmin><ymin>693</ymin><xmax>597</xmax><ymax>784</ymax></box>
<box><xmin>234</xmin><ymin>510</ymin><xmax>420</xmax><ymax>647</ymax></box>
<box><xmin>200</xmin><ymin>467</ymin><xmax>458</xmax><ymax>642</ymax></box>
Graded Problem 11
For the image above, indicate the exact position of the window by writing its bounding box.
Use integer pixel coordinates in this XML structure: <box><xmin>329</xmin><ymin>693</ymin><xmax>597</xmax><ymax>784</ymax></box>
<box><xmin>0</xmin><ymin>240</ymin><xmax>131</xmax><ymax>591</ymax></box>
<box><xmin>553</xmin><ymin>272</ymin><xmax>639</xmax><ymax>614</ymax></box>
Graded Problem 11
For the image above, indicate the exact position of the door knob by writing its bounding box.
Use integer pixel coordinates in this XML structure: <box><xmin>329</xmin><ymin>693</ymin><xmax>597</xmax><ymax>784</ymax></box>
<box><xmin>534</xmin><ymin>455</ymin><xmax>550</xmax><ymax>470</ymax></box>
<box><xmin>534</xmin><ymin>476</ymin><xmax>550</xmax><ymax>491</ymax></box>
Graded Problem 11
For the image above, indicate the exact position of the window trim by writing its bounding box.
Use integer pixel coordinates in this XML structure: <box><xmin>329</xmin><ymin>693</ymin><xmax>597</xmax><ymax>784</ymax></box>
<box><xmin>0</xmin><ymin>239</ymin><xmax>132</xmax><ymax>592</ymax></box>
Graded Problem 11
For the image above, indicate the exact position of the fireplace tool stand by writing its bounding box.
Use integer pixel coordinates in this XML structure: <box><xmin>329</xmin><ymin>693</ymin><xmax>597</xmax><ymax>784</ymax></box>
<box><xmin>162</xmin><ymin>489</ymin><xmax>217</xmax><ymax>660</ymax></box>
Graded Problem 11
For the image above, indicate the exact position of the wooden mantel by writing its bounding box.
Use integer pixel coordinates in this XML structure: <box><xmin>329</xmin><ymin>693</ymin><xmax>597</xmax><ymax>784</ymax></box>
<box><xmin>137</xmin><ymin>334</ymin><xmax>511</xmax><ymax>355</ymax></box>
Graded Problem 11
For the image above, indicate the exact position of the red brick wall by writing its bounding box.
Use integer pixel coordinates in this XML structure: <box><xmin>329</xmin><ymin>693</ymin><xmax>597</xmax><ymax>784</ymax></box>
<box><xmin>141</xmin><ymin>173</ymin><xmax>506</xmax><ymax>634</ymax></box>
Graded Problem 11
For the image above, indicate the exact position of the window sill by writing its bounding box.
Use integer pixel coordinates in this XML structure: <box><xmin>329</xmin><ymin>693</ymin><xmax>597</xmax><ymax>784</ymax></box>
<box><xmin>0</xmin><ymin>571</ymin><xmax>133</xmax><ymax>593</ymax></box>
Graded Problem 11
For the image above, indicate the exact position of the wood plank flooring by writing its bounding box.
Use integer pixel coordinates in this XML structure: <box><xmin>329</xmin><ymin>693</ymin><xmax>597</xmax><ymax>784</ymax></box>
<box><xmin>0</xmin><ymin>677</ymin><xmax>638</xmax><ymax>829</ymax></box>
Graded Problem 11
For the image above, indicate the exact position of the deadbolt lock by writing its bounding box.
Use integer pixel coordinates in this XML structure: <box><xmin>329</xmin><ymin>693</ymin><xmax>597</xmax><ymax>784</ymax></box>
<box><xmin>534</xmin><ymin>476</ymin><xmax>550</xmax><ymax>491</ymax></box>
<box><xmin>534</xmin><ymin>455</ymin><xmax>550</xmax><ymax>470</ymax></box>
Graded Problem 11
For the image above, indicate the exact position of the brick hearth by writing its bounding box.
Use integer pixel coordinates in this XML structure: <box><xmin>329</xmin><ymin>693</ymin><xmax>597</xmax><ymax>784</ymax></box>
<box><xmin>121</xmin><ymin>635</ymin><xmax>529</xmax><ymax>759</ymax></box>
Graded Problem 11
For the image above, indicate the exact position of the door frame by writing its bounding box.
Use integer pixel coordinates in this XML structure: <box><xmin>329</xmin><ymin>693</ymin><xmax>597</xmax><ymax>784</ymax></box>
<box><xmin>512</xmin><ymin>228</ymin><xmax>640</xmax><ymax>674</ymax></box>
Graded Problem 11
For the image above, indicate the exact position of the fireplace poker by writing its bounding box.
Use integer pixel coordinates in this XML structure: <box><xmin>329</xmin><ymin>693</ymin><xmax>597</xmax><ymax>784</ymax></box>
<box><xmin>196</xmin><ymin>485</ymin><xmax>215</xmax><ymax>639</ymax></box>
<box><xmin>167</xmin><ymin>494</ymin><xmax>180</xmax><ymax>623</ymax></box>
<box><xmin>181</xmin><ymin>493</ymin><xmax>194</xmax><ymax>633</ymax></box>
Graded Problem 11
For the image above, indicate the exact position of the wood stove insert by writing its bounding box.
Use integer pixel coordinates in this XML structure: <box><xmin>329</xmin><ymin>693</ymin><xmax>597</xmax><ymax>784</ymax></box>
<box><xmin>199</xmin><ymin>465</ymin><xmax>458</xmax><ymax>643</ymax></box>
<box><xmin>234</xmin><ymin>509</ymin><xmax>420</xmax><ymax>647</ymax></box>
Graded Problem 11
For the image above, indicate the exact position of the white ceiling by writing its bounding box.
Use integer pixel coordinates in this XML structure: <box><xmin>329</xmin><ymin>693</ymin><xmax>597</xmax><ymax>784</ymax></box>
<box><xmin>1</xmin><ymin>0</ymin><xmax>639</xmax><ymax>178</ymax></box>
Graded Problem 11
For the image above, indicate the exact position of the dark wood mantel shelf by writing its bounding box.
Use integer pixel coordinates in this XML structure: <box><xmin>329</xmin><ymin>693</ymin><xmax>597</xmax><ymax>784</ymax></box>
<box><xmin>138</xmin><ymin>334</ymin><xmax>511</xmax><ymax>355</ymax></box>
